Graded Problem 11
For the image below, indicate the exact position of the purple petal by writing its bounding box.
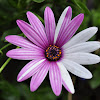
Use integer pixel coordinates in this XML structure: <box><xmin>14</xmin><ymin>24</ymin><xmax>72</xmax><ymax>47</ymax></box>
<box><xmin>16</xmin><ymin>20</ymin><xmax>48</xmax><ymax>49</ymax></box>
<box><xmin>27</xmin><ymin>11</ymin><xmax>49</xmax><ymax>47</ymax></box>
<box><xmin>44</xmin><ymin>7</ymin><xmax>56</xmax><ymax>45</ymax></box>
<box><xmin>56</xmin><ymin>14</ymin><xmax>84</xmax><ymax>47</ymax></box>
<box><xmin>49</xmin><ymin>62</ymin><xmax>62</xmax><ymax>96</ymax></box>
<box><xmin>6</xmin><ymin>48</ymin><xmax>45</xmax><ymax>60</ymax></box>
<box><xmin>5</xmin><ymin>35</ymin><xmax>42</xmax><ymax>50</ymax></box>
<box><xmin>30</xmin><ymin>61</ymin><xmax>49</xmax><ymax>91</ymax></box>
<box><xmin>54</xmin><ymin>6</ymin><xmax>72</xmax><ymax>43</ymax></box>
<box><xmin>17</xmin><ymin>59</ymin><xmax>46</xmax><ymax>82</ymax></box>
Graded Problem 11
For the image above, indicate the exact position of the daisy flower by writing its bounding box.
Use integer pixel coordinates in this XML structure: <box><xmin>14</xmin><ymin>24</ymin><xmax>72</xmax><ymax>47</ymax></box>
<box><xmin>5</xmin><ymin>6</ymin><xmax>100</xmax><ymax>96</ymax></box>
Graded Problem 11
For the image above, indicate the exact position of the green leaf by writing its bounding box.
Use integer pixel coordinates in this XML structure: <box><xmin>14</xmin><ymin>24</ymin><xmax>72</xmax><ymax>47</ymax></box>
<box><xmin>73</xmin><ymin>0</ymin><xmax>90</xmax><ymax>14</ymax></box>
<box><xmin>34</xmin><ymin>13</ymin><xmax>44</xmax><ymax>24</ymax></box>
<box><xmin>0</xmin><ymin>43</ymin><xmax>11</xmax><ymax>51</ymax></box>
<box><xmin>32</xmin><ymin>0</ymin><xmax>45</xmax><ymax>3</ymax></box>
<box><xmin>8</xmin><ymin>0</ymin><xmax>17</xmax><ymax>8</ymax></box>
<box><xmin>0</xmin><ymin>51</ymin><xmax>2</xmax><ymax>54</ymax></box>
<box><xmin>91</xmin><ymin>9</ymin><xmax>100</xmax><ymax>27</ymax></box>
<box><xmin>1</xmin><ymin>27</ymin><xmax>20</xmax><ymax>41</ymax></box>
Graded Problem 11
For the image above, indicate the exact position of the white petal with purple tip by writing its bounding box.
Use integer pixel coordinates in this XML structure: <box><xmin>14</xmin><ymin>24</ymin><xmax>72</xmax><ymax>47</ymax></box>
<box><xmin>57</xmin><ymin>62</ymin><xmax>75</xmax><ymax>94</ymax></box>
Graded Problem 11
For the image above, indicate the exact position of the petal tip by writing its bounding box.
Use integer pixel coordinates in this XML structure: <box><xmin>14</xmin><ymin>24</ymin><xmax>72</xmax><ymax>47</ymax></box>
<box><xmin>80</xmin><ymin>13</ymin><xmax>84</xmax><ymax>19</ymax></box>
<box><xmin>17</xmin><ymin>79</ymin><xmax>21</xmax><ymax>82</ymax></box>
<box><xmin>45</xmin><ymin>6</ymin><xmax>52</xmax><ymax>12</ymax></box>
<box><xmin>67</xmin><ymin>86</ymin><xmax>75</xmax><ymax>94</ymax></box>
<box><xmin>92</xmin><ymin>26</ymin><xmax>98</xmax><ymax>33</ymax></box>
<box><xmin>86</xmin><ymin>72</ymin><xmax>93</xmax><ymax>79</ymax></box>
<box><xmin>5</xmin><ymin>36</ymin><xmax>9</xmax><ymax>41</ymax></box>
<box><xmin>45</xmin><ymin>6</ymin><xmax>51</xmax><ymax>9</ymax></box>
<box><xmin>96</xmin><ymin>56</ymin><xmax>100</xmax><ymax>63</ymax></box>
<box><xmin>17</xmin><ymin>74</ymin><xmax>23</xmax><ymax>82</ymax></box>
<box><xmin>30</xmin><ymin>88</ymin><xmax>33</xmax><ymax>92</ymax></box>
<box><xmin>30</xmin><ymin>86</ymin><xmax>37</xmax><ymax>92</ymax></box>
<box><xmin>70</xmin><ymin>89</ymin><xmax>75</xmax><ymax>94</ymax></box>
<box><xmin>54</xmin><ymin>91</ymin><xmax>61</xmax><ymax>96</ymax></box>
<box><xmin>67</xmin><ymin>6</ymin><xmax>72</xmax><ymax>10</ymax></box>
<box><xmin>16</xmin><ymin>19</ymin><xmax>20</xmax><ymax>23</ymax></box>
<box><xmin>5</xmin><ymin>35</ymin><xmax>14</xmax><ymax>42</ymax></box>
<box><xmin>26</xmin><ymin>11</ymin><xmax>33</xmax><ymax>16</ymax></box>
<box><xmin>26</xmin><ymin>11</ymin><xmax>31</xmax><ymax>15</ymax></box>
<box><xmin>6</xmin><ymin>51</ymin><xmax>10</xmax><ymax>57</ymax></box>
<box><xmin>17</xmin><ymin>76</ymin><xmax>21</xmax><ymax>82</ymax></box>
<box><xmin>16</xmin><ymin>19</ymin><xmax>23</xmax><ymax>25</ymax></box>
<box><xmin>77</xmin><ymin>13</ymin><xmax>84</xmax><ymax>20</ymax></box>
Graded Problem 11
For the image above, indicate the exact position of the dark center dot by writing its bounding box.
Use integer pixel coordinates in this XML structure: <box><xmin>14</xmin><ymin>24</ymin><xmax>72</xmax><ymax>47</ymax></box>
<box><xmin>45</xmin><ymin>45</ymin><xmax>62</xmax><ymax>61</ymax></box>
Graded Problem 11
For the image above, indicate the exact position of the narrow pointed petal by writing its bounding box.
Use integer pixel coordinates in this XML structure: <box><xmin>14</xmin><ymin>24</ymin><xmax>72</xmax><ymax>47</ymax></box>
<box><xmin>17</xmin><ymin>59</ymin><xmax>46</xmax><ymax>82</ymax></box>
<box><xmin>54</xmin><ymin>6</ymin><xmax>72</xmax><ymax>43</ymax></box>
<box><xmin>64</xmin><ymin>41</ymin><xmax>100</xmax><ymax>54</ymax></box>
<box><xmin>16</xmin><ymin>20</ymin><xmax>48</xmax><ymax>49</ymax></box>
<box><xmin>63</xmin><ymin>27</ymin><xmax>98</xmax><ymax>48</ymax></box>
<box><xmin>27</xmin><ymin>11</ymin><xmax>48</xmax><ymax>46</ymax></box>
<box><xmin>6</xmin><ymin>48</ymin><xmax>44</xmax><ymax>60</ymax></box>
<box><xmin>49</xmin><ymin>62</ymin><xmax>62</xmax><ymax>96</ymax></box>
<box><xmin>62</xmin><ymin>59</ymin><xmax>92</xmax><ymax>79</ymax></box>
<box><xmin>5</xmin><ymin>35</ymin><xmax>42</xmax><ymax>50</ymax></box>
<box><xmin>64</xmin><ymin>53</ymin><xmax>100</xmax><ymax>65</ymax></box>
<box><xmin>56</xmin><ymin>14</ymin><xmax>84</xmax><ymax>47</ymax></box>
<box><xmin>44</xmin><ymin>7</ymin><xmax>56</xmax><ymax>45</ymax></box>
<box><xmin>30</xmin><ymin>61</ymin><xmax>49</xmax><ymax>91</ymax></box>
<box><xmin>57</xmin><ymin>62</ymin><xmax>75</xmax><ymax>94</ymax></box>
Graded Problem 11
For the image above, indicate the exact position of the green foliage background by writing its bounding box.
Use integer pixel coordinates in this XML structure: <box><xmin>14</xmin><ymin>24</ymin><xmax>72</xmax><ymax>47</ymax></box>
<box><xmin>0</xmin><ymin>0</ymin><xmax>100</xmax><ymax>100</ymax></box>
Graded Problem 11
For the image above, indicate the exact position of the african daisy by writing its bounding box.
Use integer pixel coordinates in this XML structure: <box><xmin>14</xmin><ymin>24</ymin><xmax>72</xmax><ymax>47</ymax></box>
<box><xmin>5</xmin><ymin>6</ymin><xmax>100</xmax><ymax>96</ymax></box>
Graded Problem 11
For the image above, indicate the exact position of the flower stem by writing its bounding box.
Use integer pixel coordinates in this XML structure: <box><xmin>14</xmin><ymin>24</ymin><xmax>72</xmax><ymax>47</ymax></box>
<box><xmin>0</xmin><ymin>46</ymin><xmax>19</xmax><ymax>73</ymax></box>
<box><xmin>68</xmin><ymin>76</ymin><xmax>76</xmax><ymax>100</ymax></box>
<box><xmin>0</xmin><ymin>43</ymin><xmax>11</xmax><ymax>51</ymax></box>
<box><xmin>68</xmin><ymin>93</ymin><xmax>72</xmax><ymax>100</ymax></box>
<box><xmin>0</xmin><ymin>58</ymin><xmax>12</xmax><ymax>73</ymax></box>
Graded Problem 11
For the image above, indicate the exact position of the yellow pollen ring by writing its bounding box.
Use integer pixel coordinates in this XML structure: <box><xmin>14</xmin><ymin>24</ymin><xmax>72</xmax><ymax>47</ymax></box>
<box><xmin>45</xmin><ymin>45</ymin><xmax>62</xmax><ymax>61</ymax></box>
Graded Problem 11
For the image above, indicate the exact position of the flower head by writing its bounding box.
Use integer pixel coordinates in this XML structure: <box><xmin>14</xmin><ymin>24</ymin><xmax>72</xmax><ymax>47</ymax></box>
<box><xmin>5</xmin><ymin>6</ymin><xmax>100</xmax><ymax>96</ymax></box>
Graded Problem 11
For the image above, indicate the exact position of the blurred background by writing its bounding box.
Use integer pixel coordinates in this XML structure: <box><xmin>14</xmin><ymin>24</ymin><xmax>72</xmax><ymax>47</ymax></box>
<box><xmin>0</xmin><ymin>0</ymin><xmax>100</xmax><ymax>100</ymax></box>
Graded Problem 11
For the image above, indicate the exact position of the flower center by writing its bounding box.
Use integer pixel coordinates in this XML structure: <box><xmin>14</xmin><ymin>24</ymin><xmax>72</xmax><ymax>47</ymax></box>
<box><xmin>45</xmin><ymin>45</ymin><xmax>62</xmax><ymax>61</ymax></box>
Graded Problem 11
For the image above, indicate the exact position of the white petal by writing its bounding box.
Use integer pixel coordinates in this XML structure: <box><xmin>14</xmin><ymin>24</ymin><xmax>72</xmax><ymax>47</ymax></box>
<box><xmin>62</xmin><ymin>59</ymin><xmax>92</xmax><ymax>79</ymax></box>
<box><xmin>63</xmin><ymin>41</ymin><xmax>100</xmax><ymax>54</ymax></box>
<box><xmin>57</xmin><ymin>61</ymin><xmax>75</xmax><ymax>94</ymax></box>
<box><xmin>64</xmin><ymin>52</ymin><xmax>100</xmax><ymax>65</ymax></box>
<box><xmin>54</xmin><ymin>6</ymin><xmax>72</xmax><ymax>43</ymax></box>
<box><xmin>63</xmin><ymin>27</ymin><xmax>98</xmax><ymax>48</ymax></box>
